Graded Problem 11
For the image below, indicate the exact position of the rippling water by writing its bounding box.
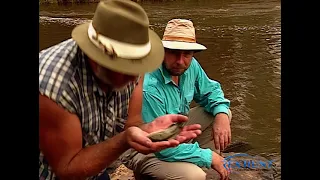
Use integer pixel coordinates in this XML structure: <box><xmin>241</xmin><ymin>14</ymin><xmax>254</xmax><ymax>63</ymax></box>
<box><xmin>39</xmin><ymin>0</ymin><xmax>281</xmax><ymax>156</ymax></box>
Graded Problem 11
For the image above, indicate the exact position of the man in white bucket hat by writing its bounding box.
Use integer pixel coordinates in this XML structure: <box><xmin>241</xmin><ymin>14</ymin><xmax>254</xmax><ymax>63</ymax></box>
<box><xmin>39</xmin><ymin>2</ymin><xmax>202</xmax><ymax>180</ymax></box>
<box><xmin>122</xmin><ymin>19</ymin><xmax>232</xmax><ymax>180</ymax></box>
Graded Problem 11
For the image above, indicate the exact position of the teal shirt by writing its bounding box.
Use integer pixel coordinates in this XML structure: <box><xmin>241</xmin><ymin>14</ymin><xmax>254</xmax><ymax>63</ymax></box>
<box><xmin>142</xmin><ymin>57</ymin><xmax>231</xmax><ymax>168</ymax></box>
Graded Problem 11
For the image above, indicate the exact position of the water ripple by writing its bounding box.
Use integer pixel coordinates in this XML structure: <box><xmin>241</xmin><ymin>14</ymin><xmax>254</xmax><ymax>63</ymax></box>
<box><xmin>39</xmin><ymin>16</ymin><xmax>90</xmax><ymax>26</ymax></box>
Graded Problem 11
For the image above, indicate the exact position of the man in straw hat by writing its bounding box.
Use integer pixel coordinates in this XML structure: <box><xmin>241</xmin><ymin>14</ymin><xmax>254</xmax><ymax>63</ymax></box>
<box><xmin>39</xmin><ymin>2</ymin><xmax>202</xmax><ymax>180</ymax></box>
<box><xmin>122</xmin><ymin>19</ymin><xmax>232</xmax><ymax>180</ymax></box>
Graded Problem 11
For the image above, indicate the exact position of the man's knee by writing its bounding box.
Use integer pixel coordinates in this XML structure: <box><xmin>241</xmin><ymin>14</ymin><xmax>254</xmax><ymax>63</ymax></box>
<box><xmin>157</xmin><ymin>163</ymin><xmax>206</xmax><ymax>180</ymax></box>
<box><xmin>133</xmin><ymin>160</ymin><xmax>207</xmax><ymax>180</ymax></box>
<box><xmin>189</xmin><ymin>106</ymin><xmax>232</xmax><ymax>126</ymax></box>
<box><xmin>181</xmin><ymin>165</ymin><xmax>206</xmax><ymax>180</ymax></box>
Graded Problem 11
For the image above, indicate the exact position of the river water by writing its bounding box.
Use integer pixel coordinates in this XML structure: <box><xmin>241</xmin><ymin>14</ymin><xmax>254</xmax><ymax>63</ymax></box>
<box><xmin>39</xmin><ymin>0</ymin><xmax>281</xmax><ymax>157</ymax></box>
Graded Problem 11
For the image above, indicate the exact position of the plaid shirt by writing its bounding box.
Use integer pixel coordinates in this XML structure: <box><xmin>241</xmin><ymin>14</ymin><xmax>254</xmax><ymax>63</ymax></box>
<box><xmin>39</xmin><ymin>39</ymin><xmax>137</xmax><ymax>180</ymax></box>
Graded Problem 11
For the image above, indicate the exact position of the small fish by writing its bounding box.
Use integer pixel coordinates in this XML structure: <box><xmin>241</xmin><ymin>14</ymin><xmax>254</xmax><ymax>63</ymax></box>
<box><xmin>147</xmin><ymin>122</ymin><xmax>186</xmax><ymax>142</ymax></box>
<box><xmin>147</xmin><ymin>112</ymin><xmax>188</xmax><ymax>142</ymax></box>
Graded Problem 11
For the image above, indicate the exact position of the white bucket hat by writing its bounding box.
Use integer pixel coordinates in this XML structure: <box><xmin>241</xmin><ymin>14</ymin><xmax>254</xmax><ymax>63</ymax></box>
<box><xmin>162</xmin><ymin>19</ymin><xmax>207</xmax><ymax>51</ymax></box>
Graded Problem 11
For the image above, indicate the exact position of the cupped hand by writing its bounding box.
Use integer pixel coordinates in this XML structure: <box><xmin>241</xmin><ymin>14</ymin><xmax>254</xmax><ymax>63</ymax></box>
<box><xmin>125</xmin><ymin>126</ymin><xmax>178</xmax><ymax>154</ymax></box>
<box><xmin>126</xmin><ymin>114</ymin><xmax>202</xmax><ymax>154</ymax></box>
<box><xmin>145</xmin><ymin>114</ymin><xmax>202</xmax><ymax>143</ymax></box>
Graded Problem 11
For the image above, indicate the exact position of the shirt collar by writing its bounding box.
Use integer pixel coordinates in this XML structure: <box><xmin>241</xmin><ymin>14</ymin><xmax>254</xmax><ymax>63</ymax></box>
<box><xmin>159</xmin><ymin>62</ymin><xmax>191</xmax><ymax>85</ymax></box>
<box><xmin>159</xmin><ymin>65</ymin><xmax>172</xmax><ymax>84</ymax></box>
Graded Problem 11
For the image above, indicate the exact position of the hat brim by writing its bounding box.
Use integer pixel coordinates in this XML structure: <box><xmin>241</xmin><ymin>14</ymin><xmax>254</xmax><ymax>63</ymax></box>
<box><xmin>71</xmin><ymin>22</ymin><xmax>164</xmax><ymax>75</ymax></box>
<box><xmin>162</xmin><ymin>41</ymin><xmax>207</xmax><ymax>51</ymax></box>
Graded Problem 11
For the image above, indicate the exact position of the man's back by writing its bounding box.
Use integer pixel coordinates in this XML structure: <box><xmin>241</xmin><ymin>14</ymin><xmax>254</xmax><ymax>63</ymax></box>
<box><xmin>39</xmin><ymin>39</ymin><xmax>136</xmax><ymax>180</ymax></box>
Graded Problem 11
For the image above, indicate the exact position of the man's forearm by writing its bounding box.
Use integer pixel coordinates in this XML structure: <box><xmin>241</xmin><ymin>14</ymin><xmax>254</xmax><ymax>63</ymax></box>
<box><xmin>125</xmin><ymin>115</ymin><xmax>144</xmax><ymax>130</ymax></box>
<box><xmin>59</xmin><ymin>131</ymin><xmax>130</xmax><ymax>179</ymax></box>
<box><xmin>125</xmin><ymin>114</ymin><xmax>150</xmax><ymax>132</ymax></box>
<box><xmin>214</xmin><ymin>111</ymin><xmax>231</xmax><ymax>122</ymax></box>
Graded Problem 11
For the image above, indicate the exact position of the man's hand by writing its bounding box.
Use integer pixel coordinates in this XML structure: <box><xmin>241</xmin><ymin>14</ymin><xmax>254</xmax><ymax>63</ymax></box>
<box><xmin>146</xmin><ymin>114</ymin><xmax>202</xmax><ymax>143</ymax></box>
<box><xmin>212</xmin><ymin>113</ymin><xmax>231</xmax><ymax>152</ymax></box>
<box><xmin>126</xmin><ymin>114</ymin><xmax>202</xmax><ymax>154</ymax></box>
<box><xmin>211</xmin><ymin>151</ymin><xmax>230</xmax><ymax>180</ymax></box>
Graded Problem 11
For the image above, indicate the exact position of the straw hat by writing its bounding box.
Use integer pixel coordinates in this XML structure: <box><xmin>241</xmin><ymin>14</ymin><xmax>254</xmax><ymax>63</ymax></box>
<box><xmin>71</xmin><ymin>0</ymin><xmax>164</xmax><ymax>75</ymax></box>
<box><xmin>162</xmin><ymin>19</ymin><xmax>207</xmax><ymax>51</ymax></box>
